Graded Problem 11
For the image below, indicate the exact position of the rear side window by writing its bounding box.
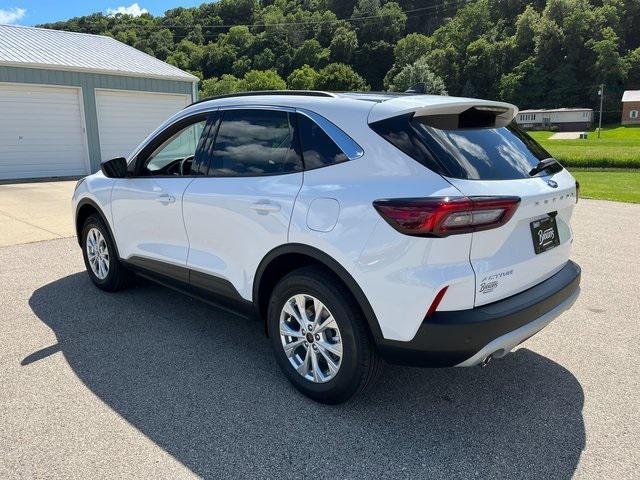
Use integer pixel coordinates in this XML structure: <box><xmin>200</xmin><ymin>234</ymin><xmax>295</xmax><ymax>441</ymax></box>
<box><xmin>209</xmin><ymin>109</ymin><xmax>302</xmax><ymax>176</ymax></box>
<box><xmin>371</xmin><ymin>114</ymin><xmax>561</xmax><ymax>180</ymax></box>
<box><xmin>297</xmin><ymin>113</ymin><xmax>348</xmax><ymax>169</ymax></box>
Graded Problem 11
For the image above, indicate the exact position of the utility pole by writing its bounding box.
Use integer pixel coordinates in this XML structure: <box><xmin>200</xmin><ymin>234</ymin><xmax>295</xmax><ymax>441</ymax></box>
<box><xmin>598</xmin><ymin>84</ymin><xmax>604</xmax><ymax>139</ymax></box>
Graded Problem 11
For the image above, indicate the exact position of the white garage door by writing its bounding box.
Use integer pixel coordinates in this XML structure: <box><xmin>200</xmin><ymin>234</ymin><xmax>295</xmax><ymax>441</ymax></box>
<box><xmin>95</xmin><ymin>89</ymin><xmax>190</xmax><ymax>162</ymax></box>
<box><xmin>0</xmin><ymin>84</ymin><xmax>89</xmax><ymax>180</ymax></box>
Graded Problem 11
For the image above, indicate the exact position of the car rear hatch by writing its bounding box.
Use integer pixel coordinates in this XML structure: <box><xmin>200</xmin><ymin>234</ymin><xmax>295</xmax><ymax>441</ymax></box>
<box><xmin>369</xmin><ymin>96</ymin><xmax>578</xmax><ymax>306</ymax></box>
<box><xmin>445</xmin><ymin>172</ymin><xmax>577</xmax><ymax>306</ymax></box>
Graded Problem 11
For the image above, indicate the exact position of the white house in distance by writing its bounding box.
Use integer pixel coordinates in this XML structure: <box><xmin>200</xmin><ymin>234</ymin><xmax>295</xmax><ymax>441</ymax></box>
<box><xmin>0</xmin><ymin>24</ymin><xmax>198</xmax><ymax>181</ymax></box>
<box><xmin>515</xmin><ymin>108</ymin><xmax>593</xmax><ymax>131</ymax></box>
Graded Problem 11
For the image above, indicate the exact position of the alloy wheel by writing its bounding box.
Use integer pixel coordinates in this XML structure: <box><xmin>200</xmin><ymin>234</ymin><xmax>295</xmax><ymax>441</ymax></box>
<box><xmin>86</xmin><ymin>227</ymin><xmax>110</xmax><ymax>280</ymax></box>
<box><xmin>279</xmin><ymin>294</ymin><xmax>343</xmax><ymax>383</ymax></box>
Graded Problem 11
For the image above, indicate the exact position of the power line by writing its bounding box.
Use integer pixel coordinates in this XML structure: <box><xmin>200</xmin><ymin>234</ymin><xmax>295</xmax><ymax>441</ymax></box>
<box><xmin>46</xmin><ymin>0</ymin><xmax>470</xmax><ymax>31</ymax></box>
<box><xmin>167</xmin><ymin>1</ymin><xmax>471</xmax><ymax>39</ymax></box>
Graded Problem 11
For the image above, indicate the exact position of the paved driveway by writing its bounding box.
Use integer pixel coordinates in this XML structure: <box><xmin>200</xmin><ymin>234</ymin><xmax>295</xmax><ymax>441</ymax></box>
<box><xmin>0</xmin><ymin>198</ymin><xmax>638</xmax><ymax>479</ymax></box>
<box><xmin>0</xmin><ymin>180</ymin><xmax>76</xmax><ymax>247</ymax></box>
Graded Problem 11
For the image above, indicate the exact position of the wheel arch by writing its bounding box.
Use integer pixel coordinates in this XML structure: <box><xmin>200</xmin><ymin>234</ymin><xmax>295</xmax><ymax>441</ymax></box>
<box><xmin>75</xmin><ymin>198</ymin><xmax>120</xmax><ymax>259</ymax></box>
<box><xmin>253</xmin><ymin>244</ymin><xmax>383</xmax><ymax>341</ymax></box>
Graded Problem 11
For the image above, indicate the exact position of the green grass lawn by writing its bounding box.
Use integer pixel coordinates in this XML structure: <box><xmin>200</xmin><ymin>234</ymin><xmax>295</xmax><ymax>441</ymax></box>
<box><xmin>529</xmin><ymin>126</ymin><xmax>640</xmax><ymax>168</ymax></box>
<box><xmin>569</xmin><ymin>168</ymin><xmax>640</xmax><ymax>203</ymax></box>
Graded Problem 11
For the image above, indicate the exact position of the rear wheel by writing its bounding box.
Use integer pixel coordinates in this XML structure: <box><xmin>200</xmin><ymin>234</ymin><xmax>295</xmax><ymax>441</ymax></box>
<box><xmin>267</xmin><ymin>267</ymin><xmax>382</xmax><ymax>404</ymax></box>
<box><xmin>81</xmin><ymin>214</ymin><xmax>133</xmax><ymax>291</ymax></box>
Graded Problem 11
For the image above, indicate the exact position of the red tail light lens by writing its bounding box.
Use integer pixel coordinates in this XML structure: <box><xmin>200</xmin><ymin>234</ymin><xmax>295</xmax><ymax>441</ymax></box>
<box><xmin>373</xmin><ymin>196</ymin><xmax>520</xmax><ymax>237</ymax></box>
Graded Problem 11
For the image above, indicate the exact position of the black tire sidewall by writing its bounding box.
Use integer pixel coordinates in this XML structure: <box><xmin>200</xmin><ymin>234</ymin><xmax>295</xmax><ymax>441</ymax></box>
<box><xmin>267</xmin><ymin>269</ymin><xmax>372</xmax><ymax>403</ymax></box>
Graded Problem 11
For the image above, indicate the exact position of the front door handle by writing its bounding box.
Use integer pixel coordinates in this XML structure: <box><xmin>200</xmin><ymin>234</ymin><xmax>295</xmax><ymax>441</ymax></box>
<box><xmin>250</xmin><ymin>201</ymin><xmax>281</xmax><ymax>213</ymax></box>
<box><xmin>155</xmin><ymin>193</ymin><xmax>176</xmax><ymax>204</ymax></box>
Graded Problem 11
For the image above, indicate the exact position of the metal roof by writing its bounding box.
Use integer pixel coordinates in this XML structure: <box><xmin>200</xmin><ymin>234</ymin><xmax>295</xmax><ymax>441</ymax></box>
<box><xmin>622</xmin><ymin>90</ymin><xmax>640</xmax><ymax>102</ymax></box>
<box><xmin>519</xmin><ymin>108</ymin><xmax>592</xmax><ymax>113</ymax></box>
<box><xmin>0</xmin><ymin>24</ymin><xmax>197</xmax><ymax>82</ymax></box>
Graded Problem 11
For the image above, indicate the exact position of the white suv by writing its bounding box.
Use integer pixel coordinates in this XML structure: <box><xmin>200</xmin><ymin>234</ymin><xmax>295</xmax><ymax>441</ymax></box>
<box><xmin>73</xmin><ymin>91</ymin><xmax>581</xmax><ymax>404</ymax></box>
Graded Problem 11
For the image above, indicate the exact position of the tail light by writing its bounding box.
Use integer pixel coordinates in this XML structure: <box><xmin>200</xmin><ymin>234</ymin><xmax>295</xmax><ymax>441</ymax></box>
<box><xmin>373</xmin><ymin>196</ymin><xmax>520</xmax><ymax>237</ymax></box>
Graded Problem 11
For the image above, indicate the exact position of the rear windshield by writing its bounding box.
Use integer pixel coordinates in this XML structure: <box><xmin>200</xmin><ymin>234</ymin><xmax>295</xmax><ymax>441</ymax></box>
<box><xmin>370</xmin><ymin>114</ymin><xmax>562</xmax><ymax>180</ymax></box>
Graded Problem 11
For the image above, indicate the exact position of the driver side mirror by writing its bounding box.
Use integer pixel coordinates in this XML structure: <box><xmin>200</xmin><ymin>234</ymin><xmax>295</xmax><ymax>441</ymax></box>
<box><xmin>101</xmin><ymin>157</ymin><xmax>128</xmax><ymax>178</ymax></box>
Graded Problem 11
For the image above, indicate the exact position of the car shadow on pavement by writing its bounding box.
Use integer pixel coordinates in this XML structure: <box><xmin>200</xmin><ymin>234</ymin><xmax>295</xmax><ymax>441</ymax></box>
<box><xmin>28</xmin><ymin>272</ymin><xmax>585</xmax><ymax>479</ymax></box>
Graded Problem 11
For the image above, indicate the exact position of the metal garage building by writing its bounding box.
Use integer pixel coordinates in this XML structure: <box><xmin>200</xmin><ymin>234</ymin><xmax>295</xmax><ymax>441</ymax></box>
<box><xmin>0</xmin><ymin>24</ymin><xmax>198</xmax><ymax>180</ymax></box>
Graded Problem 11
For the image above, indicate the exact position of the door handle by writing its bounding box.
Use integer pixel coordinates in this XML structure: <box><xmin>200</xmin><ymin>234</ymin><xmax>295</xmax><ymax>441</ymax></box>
<box><xmin>250</xmin><ymin>201</ymin><xmax>281</xmax><ymax>213</ymax></box>
<box><xmin>155</xmin><ymin>193</ymin><xmax>176</xmax><ymax>204</ymax></box>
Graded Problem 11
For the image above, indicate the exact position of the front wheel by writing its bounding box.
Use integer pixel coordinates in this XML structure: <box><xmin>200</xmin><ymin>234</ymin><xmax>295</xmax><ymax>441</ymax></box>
<box><xmin>267</xmin><ymin>267</ymin><xmax>382</xmax><ymax>404</ymax></box>
<box><xmin>81</xmin><ymin>214</ymin><xmax>133</xmax><ymax>291</ymax></box>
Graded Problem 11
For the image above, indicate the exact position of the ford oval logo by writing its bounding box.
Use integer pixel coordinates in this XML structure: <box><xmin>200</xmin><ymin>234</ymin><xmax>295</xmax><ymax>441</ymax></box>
<box><xmin>546</xmin><ymin>179</ymin><xmax>558</xmax><ymax>188</ymax></box>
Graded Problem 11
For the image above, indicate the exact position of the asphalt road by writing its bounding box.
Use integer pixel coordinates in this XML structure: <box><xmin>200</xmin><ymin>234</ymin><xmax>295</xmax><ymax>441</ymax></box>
<box><xmin>1</xmin><ymin>199</ymin><xmax>639</xmax><ymax>479</ymax></box>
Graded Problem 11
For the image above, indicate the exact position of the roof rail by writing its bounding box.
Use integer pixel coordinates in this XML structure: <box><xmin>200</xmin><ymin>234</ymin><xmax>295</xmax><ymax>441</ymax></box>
<box><xmin>188</xmin><ymin>90</ymin><xmax>336</xmax><ymax>107</ymax></box>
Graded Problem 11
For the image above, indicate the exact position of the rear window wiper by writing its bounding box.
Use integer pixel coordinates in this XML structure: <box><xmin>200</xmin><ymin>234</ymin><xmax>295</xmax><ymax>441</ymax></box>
<box><xmin>529</xmin><ymin>157</ymin><xmax>559</xmax><ymax>176</ymax></box>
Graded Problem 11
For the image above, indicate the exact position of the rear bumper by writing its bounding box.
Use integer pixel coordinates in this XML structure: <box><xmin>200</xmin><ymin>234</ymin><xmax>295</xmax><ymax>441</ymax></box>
<box><xmin>376</xmin><ymin>260</ymin><xmax>581</xmax><ymax>367</ymax></box>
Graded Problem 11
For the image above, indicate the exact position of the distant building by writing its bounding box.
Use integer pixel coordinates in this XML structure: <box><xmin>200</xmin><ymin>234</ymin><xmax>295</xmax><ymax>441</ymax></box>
<box><xmin>621</xmin><ymin>91</ymin><xmax>640</xmax><ymax>125</ymax></box>
<box><xmin>515</xmin><ymin>108</ymin><xmax>593</xmax><ymax>131</ymax></box>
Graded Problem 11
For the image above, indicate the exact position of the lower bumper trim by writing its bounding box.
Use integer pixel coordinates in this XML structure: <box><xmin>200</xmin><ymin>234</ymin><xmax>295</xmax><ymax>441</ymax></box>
<box><xmin>376</xmin><ymin>260</ymin><xmax>581</xmax><ymax>367</ymax></box>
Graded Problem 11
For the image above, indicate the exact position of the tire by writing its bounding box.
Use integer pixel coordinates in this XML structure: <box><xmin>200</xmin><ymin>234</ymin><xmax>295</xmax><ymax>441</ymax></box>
<box><xmin>267</xmin><ymin>266</ymin><xmax>382</xmax><ymax>404</ymax></box>
<box><xmin>81</xmin><ymin>214</ymin><xmax>134</xmax><ymax>291</ymax></box>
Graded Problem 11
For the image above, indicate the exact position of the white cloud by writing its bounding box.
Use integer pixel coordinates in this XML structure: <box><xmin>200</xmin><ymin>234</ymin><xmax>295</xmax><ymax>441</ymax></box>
<box><xmin>106</xmin><ymin>3</ymin><xmax>148</xmax><ymax>17</ymax></box>
<box><xmin>0</xmin><ymin>7</ymin><xmax>26</xmax><ymax>24</ymax></box>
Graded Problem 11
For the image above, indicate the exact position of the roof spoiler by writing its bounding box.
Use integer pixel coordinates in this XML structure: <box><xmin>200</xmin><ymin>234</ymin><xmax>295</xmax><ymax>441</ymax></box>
<box><xmin>369</xmin><ymin>97</ymin><xmax>518</xmax><ymax>128</ymax></box>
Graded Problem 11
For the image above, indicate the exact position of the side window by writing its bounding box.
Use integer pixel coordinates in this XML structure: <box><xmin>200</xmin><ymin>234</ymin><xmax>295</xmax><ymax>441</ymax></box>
<box><xmin>297</xmin><ymin>113</ymin><xmax>348</xmax><ymax>169</ymax></box>
<box><xmin>209</xmin><ymin>109</ymin><xmax>301</xmax><ymax>176</ymax></box>
<box><xmin>631</xmin><ymin>110</ymin><xmax>639</xmax><ymax>119</ymax></box>
<box><xmin>140</xmin><ymin>118</ymin><xmax>207</xmax><ymax>176</ymax></box>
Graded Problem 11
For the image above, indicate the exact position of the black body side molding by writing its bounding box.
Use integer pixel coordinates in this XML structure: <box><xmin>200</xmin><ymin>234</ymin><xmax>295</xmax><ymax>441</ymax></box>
<box><xmin>122</xmin><ymin>256</ymin><xmax>255</xmax><ymax>319</ymax></box>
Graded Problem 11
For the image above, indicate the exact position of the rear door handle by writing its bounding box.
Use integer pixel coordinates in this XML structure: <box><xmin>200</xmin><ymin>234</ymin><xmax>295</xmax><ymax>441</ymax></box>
<box><xmin>155</xmin><ymin>193</ymin><xmax>176</xmax><ymax>204</ymax></box>
<box><xmin>250</xmin><ymin>201</ymin><xmax>281</xmax><ymax>213</ymax></box>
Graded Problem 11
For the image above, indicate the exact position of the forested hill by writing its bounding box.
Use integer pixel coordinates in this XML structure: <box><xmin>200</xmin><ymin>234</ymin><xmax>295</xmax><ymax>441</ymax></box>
<box><xmin>40</xmin><ymin>0</ymin><xmax>640</xmax><ymax>120</ymax></box>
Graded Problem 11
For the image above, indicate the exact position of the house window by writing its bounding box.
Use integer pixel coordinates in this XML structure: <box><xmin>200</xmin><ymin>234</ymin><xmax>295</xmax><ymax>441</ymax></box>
<box><xmin>631</xmin><ymin>110</ymin><xmax>639</xmax><ymax>119</ymax></box>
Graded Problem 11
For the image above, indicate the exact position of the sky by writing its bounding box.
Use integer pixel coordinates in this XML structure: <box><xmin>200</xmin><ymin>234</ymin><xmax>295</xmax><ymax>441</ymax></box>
<box><xmin>0</xmin><ymin>1</ymin><xmax>204</xmax><ymax>26</ymax></box>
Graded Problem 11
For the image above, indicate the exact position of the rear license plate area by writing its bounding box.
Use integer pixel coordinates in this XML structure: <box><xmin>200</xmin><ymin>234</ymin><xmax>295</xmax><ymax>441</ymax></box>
<box><xmin>530</xmin><ymin>214</ymin><xmax>560</xmax><ymax>254</ymax></box>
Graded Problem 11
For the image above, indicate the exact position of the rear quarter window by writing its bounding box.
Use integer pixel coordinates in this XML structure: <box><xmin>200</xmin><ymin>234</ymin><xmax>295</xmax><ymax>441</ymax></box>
<box><xmin>296</xmin><ymin>113</ymin><xmax>348</xmax><ymax>169</ymax></box>
<box><xmin>370</xmin><ymin>114</ymin><xmax>561</xmax><ymax>180</ymax></box>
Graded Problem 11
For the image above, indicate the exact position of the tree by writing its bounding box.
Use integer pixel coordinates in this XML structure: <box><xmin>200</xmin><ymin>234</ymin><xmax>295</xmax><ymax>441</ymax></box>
<box><xmin>393</xmin><ymin>33</ymin><xmax>432</xmax><ymax>67</ymax></box>
<box><xmin>253</xmin><ymin>48</ymin><xmax>276</xmax><ymax>71</ymax></box>
<box><xmin>515</xmin><ymin>5</ymin><xmax>542</xmax><ymax>59</ymax></box>
<box><xmin>226</xmin><ymin>25</ymin><xmax>254</xmax><ymax>51</ymax></box>
<box><xmin>329</xmin><ymin>27</ymin><xmax>358</xmax><ymax>64</ymax></box>
<box><xmin>37</xmin><ymin>0</ymin><xmax>640</xmax><ymax>113</ymax></box>
<box><xmin>200</xmin><ymin>75</ymin><xmax>242</xmax><ymax>97</ymax></box>
<box><xmin>534</xmin><ymin>17</ymin><xmax>565</xmax><ymax>71</ymax></box>
<box><xmin>147</xmin><ymin>28</ymin><xmax>174</xmax><ymax>61</ymax></box>
<box><xmin>588</xmin><ymin>27</ymin><xmax>627</xmax><ymax>85</ymax></box>
<box><xmin>352</xmin><ymin>0</ymin><xmax>406</xmax><ymax>44</ymax></box>
<box><xmin>287</xmin><ymin>65</ymin><xmax>320</xmax><ymax>90</ymax></box>
<box><xmin>291</xmin><ymin>39</ymin><xmax>330</xmax><ymax>70</ymax></box>
<box><xmin>232</xmin><ymin>57</ymin><xmax>252</xmax><ymax>77</ymax></box>
<box><xmin>387</xmin><ymin>57</ymin><xmax>448</xmax><ymax>94</ymax></box>
<box><xmin>239</xmin><ymin>69</ymin><xmax>287</xmax><ymax>90</ymax></box>
<box><xmin>167</xmin><ymin>40</ymin><xmax>204</xmax><ymax>71</ymax></box>
<box><xmin>625</xmin><ymin>47</ymin><xmax>640</xmax><ymax>87</ymax></box>
<box><xmin>354</xmin><ymin>41</ymin><xmax>394</xmax><ymax>90</ymax></box>
<box><xmin>422</xmin><ymin>47</ymin><xmax>459</xmax><ymax>94</ymax></box>
<box><xmin>315</xmin><ymin>63</ymin><xmax>369</xmax><ymax>91</ymax></box>
<box><xmin>202</xmin><ymin>42</ymin><xmax>238</xmax><ymax>78</ymax></box>
<box><xmin>463</xmin><ymin>37</ymin><xmax>508</xmax><ymax>99</ymax></box>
